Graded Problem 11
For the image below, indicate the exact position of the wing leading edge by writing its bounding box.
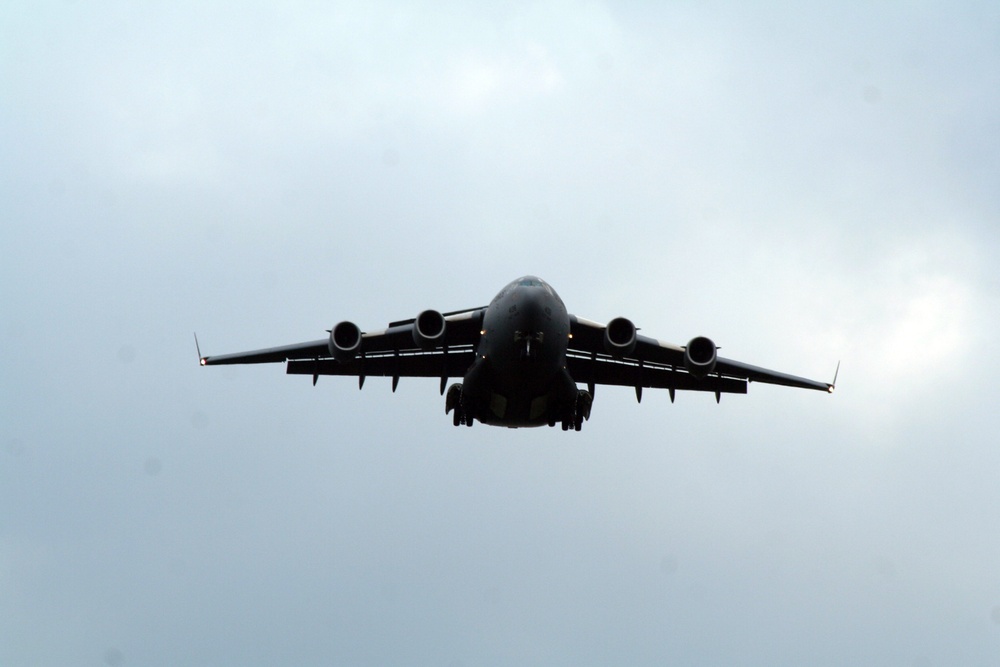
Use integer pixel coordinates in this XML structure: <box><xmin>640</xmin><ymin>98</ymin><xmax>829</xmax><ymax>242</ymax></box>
<box><xmin>199</xmin><ymin>308</ymin><xmax>486</xmax><ymax>385</ymax></box>
<box><xmin>200</xmin><ymin>308</ymin><xmax>833</xmax><ymax>398</ymax></box>
<box><xmin>568</xmin><ymin>315</ymin><xmax>834</xmax><ymax>399</ymax></box>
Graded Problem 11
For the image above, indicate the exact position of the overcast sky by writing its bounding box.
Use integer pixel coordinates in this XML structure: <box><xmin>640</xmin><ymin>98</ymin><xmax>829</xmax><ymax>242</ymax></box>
<box><xmin>2</xmin><ymin>2</ymin><xmax>999</xmax><ymax>665</ymax></box>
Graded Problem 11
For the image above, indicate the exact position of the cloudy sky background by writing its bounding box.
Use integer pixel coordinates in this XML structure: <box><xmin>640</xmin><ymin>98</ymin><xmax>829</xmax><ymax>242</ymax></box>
<box><xmin>3</xmin><ymin>1</ymin><xmax>999</xmax><ymax>665</ymax></box>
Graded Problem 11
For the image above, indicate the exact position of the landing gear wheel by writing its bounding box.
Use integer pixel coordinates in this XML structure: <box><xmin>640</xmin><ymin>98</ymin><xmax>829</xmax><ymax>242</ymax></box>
<box><xmin>556</xmin><ymin>389</ymin><xmax>592</xmax><ymax>432</ymax></box>
<box><xmin>446</xmin><ymin>383</ymin><xmax>466</xmax><ymax>427</ymax></box>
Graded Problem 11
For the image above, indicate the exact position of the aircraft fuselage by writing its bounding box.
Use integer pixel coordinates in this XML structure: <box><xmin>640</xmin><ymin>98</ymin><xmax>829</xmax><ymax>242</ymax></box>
<box><xmin>459</xmin><ymin>276</ymin><xmax>579</xmax><ymax>427</ymax></box>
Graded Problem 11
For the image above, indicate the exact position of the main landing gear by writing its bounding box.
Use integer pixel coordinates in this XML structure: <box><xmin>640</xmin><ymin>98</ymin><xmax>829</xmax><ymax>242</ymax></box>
<box><xmin>445</xmin><ymin>383</ymin><xmax>474</xmax><ymax>427</ymax></box>
<box><xmin>446</xmin><ymin>385</ymin><xmax>592</xmax><ymax>431</ymax></box>
<box><xmin>549</xmin><ymin>389</ymin><xmax>592</xmax><ymax>432</ymax></box>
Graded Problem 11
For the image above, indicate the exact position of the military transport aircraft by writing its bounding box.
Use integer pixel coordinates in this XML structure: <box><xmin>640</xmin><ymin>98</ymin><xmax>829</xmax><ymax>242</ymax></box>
<box><xmin>199</xmin><ymin>275</ymin><xmax>835</xmax><ymax>430</ymax></box>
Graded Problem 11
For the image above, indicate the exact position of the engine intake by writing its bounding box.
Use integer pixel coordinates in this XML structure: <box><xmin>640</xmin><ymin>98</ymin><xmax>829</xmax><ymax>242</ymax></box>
<box><xmin>329</xmin><ymin>321</ymin><xmax>362</xmax><ymax>361</ymax></box>
<box><xmin>684</xmin><ymin>336</ymin><xmax>717</xmax><ymax>378</ymax></box>
<box><xmin>604</xmin><ymin>317</ymin><xmax>637</xmax><ymax>357</ymax></box>
<box><xmin>412</xmin><ymin>309</ymin><xmax>447</xmax><ymax>349</ymax></box>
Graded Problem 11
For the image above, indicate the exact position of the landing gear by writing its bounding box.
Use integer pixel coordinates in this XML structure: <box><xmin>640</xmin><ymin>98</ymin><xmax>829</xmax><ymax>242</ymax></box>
<box><xmin>556</xmin><ymin>389</ymin><xmax>592</xmax><ymax>432</ymax></box>
<box><xmin>576</xmin><ymin>389</ymin><xmax>592</xmax><ymax>423</ymax></box>
<box><xmin>446</xmin><ymin>383</ymin><xmax>474</xmax><ymax>427</ymax></box>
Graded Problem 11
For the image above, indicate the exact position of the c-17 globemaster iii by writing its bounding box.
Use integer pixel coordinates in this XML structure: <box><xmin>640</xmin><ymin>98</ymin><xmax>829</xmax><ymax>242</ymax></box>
<box><xmin>199</xmin><ymin>276</ymin><xmax>836</xmax><ymax>430</ymax></box>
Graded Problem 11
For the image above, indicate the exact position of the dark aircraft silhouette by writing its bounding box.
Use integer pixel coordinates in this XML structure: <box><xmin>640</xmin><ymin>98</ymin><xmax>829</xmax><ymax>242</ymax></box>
<box><xmin>199</xmin><ymin>276</ymin><xmax>835</xmax><ymax>430</ymax></box>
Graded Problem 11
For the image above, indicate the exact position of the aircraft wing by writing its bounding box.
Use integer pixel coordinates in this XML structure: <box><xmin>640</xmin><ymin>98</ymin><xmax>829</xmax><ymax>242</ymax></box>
<box><xmin>199</xmin><ymin>307</ymin><xmax>486</xmax><ymax>389</ymax></box>
<box><xmin>568</xmin><ymin>315</ymin><xmax>835</xmax><ymax>398</ymax></box>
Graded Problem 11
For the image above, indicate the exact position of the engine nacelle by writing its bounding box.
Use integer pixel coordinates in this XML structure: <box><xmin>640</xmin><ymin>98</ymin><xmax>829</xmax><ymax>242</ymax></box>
<box><xmin>684</xmin><ymin>336</ymin><xmax>717</xmax><ymax>378</ymax></box>
<box><xmin>329</xmin><ymin>320</ymin><xmax>362</xmax><ymax>361</ymax></box>
<box><xmin>412</xmin><ymin>309</ymin><xmax>447</xmax><ymax>349</ymax></box>
<box><xmin>604</xmin><ymin>317</ymin><xmax>637</xmax><ymax>357</ymax></box>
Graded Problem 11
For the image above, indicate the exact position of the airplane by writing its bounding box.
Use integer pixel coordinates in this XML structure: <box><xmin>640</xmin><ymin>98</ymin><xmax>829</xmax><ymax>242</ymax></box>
<box><xmin>198</xmin><ymin>275</ymin><xmax>836</xmax><ymax>430</ymax></box>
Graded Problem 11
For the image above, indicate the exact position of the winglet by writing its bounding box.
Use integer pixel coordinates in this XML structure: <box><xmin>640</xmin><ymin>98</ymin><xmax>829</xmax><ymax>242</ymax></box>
<box><xmin>827</xmin><ymin>360</ymin><xmax>840</xmax><ymax>393</ymax></box>
<box><xmin>195</xmin><ymin>333</ymin><xmax>207</xmax><ymax>366</ymax></box>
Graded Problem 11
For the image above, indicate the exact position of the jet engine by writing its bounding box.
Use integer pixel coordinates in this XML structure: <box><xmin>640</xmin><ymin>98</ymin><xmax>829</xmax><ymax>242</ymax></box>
<box><xmin>329</xmin><ymin>321</ymin><xmax>362</xmax><ymax>361</ymax></box>
<box><xmin>684</xmin><ymin>336</ymin><xmax>717</xmax><ymax>378</ymax></box>
<box><xmin>412</xmin><ymin>309</ymin><xmax>447</xmax><ymax>349</ymax></box>
<box><xmin>604</xmin><ymin>317</ymin><xmax>637</xmax><ymax>357</ymax></box>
